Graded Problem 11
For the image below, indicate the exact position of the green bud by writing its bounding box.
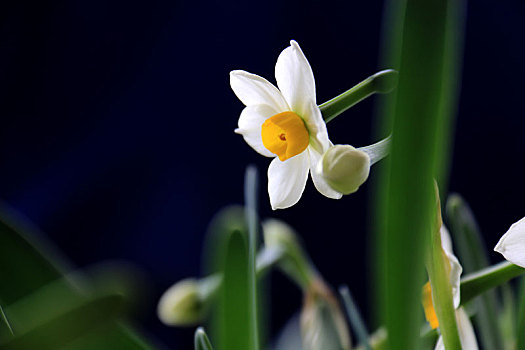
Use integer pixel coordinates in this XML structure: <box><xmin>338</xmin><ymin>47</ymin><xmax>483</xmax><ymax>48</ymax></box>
<box><xmin>157</xmin><ymin>276</ymin><xmax>220</xmax><ymax>326</ymax></box>
<box><xmin>318</xmin><ymin>145</ymin><xmax>370</xmax><ymax>195</ymax></box>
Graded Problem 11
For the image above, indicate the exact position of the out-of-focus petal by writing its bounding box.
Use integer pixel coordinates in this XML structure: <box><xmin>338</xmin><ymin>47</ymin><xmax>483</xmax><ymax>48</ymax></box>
<box><xmin>275</xmin><ymin>40</ymin><xmax>316</xmax><ymax>117</ymax></box>
<box><xmin>235</xmin><ymin>104</ymin><xmax>277</xmax><ymax>157</ymax></box>
<box><xmin>494</xmin><ymin>216</ymin><xmax>525</xmax><ymax>268</ymax></box>
<box><xmin>230</xmin><ymin>70</ymin><xmax>289</xmax><ymax>111</ymax></box>
<box><xmin>268</xmin><ymin>152</ymin><xmax>309</xmax><ymax>210</ymax></box>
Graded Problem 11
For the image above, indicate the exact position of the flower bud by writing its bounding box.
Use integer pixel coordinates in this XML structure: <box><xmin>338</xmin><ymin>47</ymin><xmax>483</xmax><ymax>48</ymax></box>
<box><xmin>318</xmin><ymin>145</ymin><xmax>370</xmax><ymax>195</ymax></box>
<box><xmin>157</xmin><ymin>276</ymin><xmax>220</xmax><ymax>326</ymax></box>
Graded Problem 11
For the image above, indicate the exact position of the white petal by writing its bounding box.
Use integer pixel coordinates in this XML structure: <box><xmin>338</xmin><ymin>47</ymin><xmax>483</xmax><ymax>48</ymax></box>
<box><xmin>275</xmin><ymin>40</ymin><xmax>316</xmax><ymax>117</ymax></box>
<box><xmin>230</xmin><ymin>70</ymin><xmax>289</xmax><ymax>111</ymax></box>
<box><xmin>434</xmin><ymin>308</ymin><xmax>478</xmax><ymax>350</ymax></box>
<box><xmin>441</xmin><ymin>226</ymin><xmax>463</xmax><ymax>308</ymax></box>
<box><xmin>308</xmin><ymin>147</ymin><xmax>342</xmax><ymax>199</ymax></box>
<box><xmin>235</xmin><ymin>104</ymin><xmax>277</xmax><ymax>157</ymax></box>
<box><xmin>268</xmin><ymin>152</ymin><xmax>309</xmax><ymax>210</ymax></box>
<box><xmin>494</xmin><ymin>216</ymin><xmax>525</xmax><ymax>268</ymax></box>
<box><xmin>303</xmin><ymin>100</ymin><xmax>330</xmax><ymax>153</ymax></box>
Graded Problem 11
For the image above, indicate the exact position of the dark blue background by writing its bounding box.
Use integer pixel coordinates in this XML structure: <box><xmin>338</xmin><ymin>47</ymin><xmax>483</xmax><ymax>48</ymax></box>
<box><xmin>1</xmin><ymin>0</ymin><xmax>524</xmax><ymax>348</ymax></box>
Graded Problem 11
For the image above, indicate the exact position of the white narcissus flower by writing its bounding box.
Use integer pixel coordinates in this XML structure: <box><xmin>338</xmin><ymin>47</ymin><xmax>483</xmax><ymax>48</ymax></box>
<box><xmin>230</xmin><ymin>40</ymin><xmax>342</xmax><ymax>210</ymax></box>
<box><xmin>423</xmin><ymin>226</ymin><xmax>479</xmax><ymax>350</ymax></box>
<box><xmin>494</xmin><ymin>216</ymin><xmax>525</xmax><ymax>267</ymax></box>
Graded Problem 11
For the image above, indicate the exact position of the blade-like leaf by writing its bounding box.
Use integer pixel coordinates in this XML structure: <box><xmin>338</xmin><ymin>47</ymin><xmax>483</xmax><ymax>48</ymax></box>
<box><xmin>339</xmin><ymin>286</ymin><xmax>371</xmax><ymax>350</ymax></box>
<box><xmin>1</xmin><ymin>293</ymin><xmax>123</xmax><ymax>350</ymax></box>
<box><xmin>244</xmin><ymin>166</ymin><xmax>260</xmax><ymax>350</ymax></box>
<box><xmin>375</xmin><ymin>0</ymin><xmax>466</xmax><ymax>348</ymax></box>
<box><xmin>195</xmin><ymin>327</ymin><xmax>214</xmax><ymax>350</ymax></box>
<box><xmin>0</xmin><ymin>203</ymin><xmax>156</xmax><ymax>349</ymax></box>
<box><xmin>516</xmin><ymin>277</ymin><xmax>525</xmax><ymax>350</ymax></box>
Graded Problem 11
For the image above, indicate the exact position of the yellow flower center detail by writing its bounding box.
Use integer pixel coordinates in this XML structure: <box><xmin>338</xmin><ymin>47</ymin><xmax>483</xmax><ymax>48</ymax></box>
<box><xmin>261</xmin><ymin>111</ymin><xmax>309</xmax><ymax>161</ymax></box>
<box><xmin>422</xmin><ymin>281</ymin><xmax>439</xmax><ymax>329</ymax></box>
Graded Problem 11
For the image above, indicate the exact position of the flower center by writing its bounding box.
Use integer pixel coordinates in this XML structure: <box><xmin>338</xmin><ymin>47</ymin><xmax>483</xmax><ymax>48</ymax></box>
<box><xmin>261</xmin><ymin>111</ymin><xmax>309</xmax><ymax>161</ymax></box>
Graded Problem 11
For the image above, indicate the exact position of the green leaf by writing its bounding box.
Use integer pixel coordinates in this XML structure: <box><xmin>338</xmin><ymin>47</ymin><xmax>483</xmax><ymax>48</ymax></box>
<box><xmin>0</xmin><ymin>211</ymin><xmax>63</xmax><ymax>305</ymax></box>
<box><xmin>339</xmin><ymin>286</ymin><xmax>371</xmax><ymax>350</ymax></box>
<box><xmin>426</xmin><ymin>201</ymin><xmax>461</xmax><ymax>350</ymax></box>
<box><xmin>375</xmin><ymin>0</ymin><xmax>465</xmax><ymax>348</ymax></box>
<box><xmin>208</xmin><ymin>207</ymin><xmax>251</xmax><ymax>350</ymax></box>
<box><xmin>499</xmin><ymin>285</ymin><xmax>517</xmax><ymax>350</ymax></box>
<box><xmin>460</xmin><ymin>262</ymin><xmax>525</xmax><ymax>304</ymax></box>
<box><xmin>0</xmin><ymin>204</ymin><xmax>156</xmax><ymax>349</ymax></box>
<box><xmin>516</xmin><ymin>277</ymin><xmax>525</xmax><ymax>350</ymax></box>
<box><xmin>320</xmin><ymin>69</ymin><xmax>398</xmax><ymax>123</ymax></box>
<box><xmin>0</xmin><ymin>305</ymin><xmax>14</xmax><ymax>336</ymax></box>
<box><xmin>1</xmin><ymin>293</ymin><xmax>123</xmax><ymax>350</ymax></box>
<box><xmin>61</xmin><ymin>323</ymin><xmax>153</xmax><ymax>350</ymax></box>
<box><xmin>194</xmin><ymin>327</ymin><xmax>214</xmax><ymax>350</ymax></box>
<box><xmin>446</xmin><ymin>194</ymin><xmax>504</xmax><ymax>349</ymax></box>
<box><xmin>244</xmin><ymin>166</ymin><xmax>260</xmax><ymax>350</ymax></box>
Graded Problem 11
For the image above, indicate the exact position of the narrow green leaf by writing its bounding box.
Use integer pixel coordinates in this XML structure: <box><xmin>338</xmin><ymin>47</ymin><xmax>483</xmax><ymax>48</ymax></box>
<box><xmin>0</xmin><ymin>209</ymin><xmax>63</xmax><ymax>304</ymax></box>
<box><xmin>0</xmin><ymin>305</ymin><xmax>14</xmax><ymax>336</ymax></box>
<box><xmin>426</xmin><ymin>202</ymin><xmax>461</xmax><ymax>350</ymax></box>
<box><xmin>500</xmin><ymin>285</ymin><xmax>517</xmax><ymax>350</ymax></box>
<box><xmin>219</xmin><ymin>230</ymin><xmax>250</xmax><ymax>350</ymax></box>
<box><xmin>375</xmin><ymin>0</ymin><xmax>464</xmax><ymax>348</ymax></box>
<box><xmin>61</xmin><ymin>323</ymin><xmax>153</xmax><ymax>350</ymax></box>
<box><xmin>446</xmin><ymin>194</ymin><xmax>504</xmax><ymax>349</ymax></box>
<box><xmin>1</xmin><ymin>293</ymin><xmax>123</xmax><ymax>350</ymax></box>
<box><xmin>460</xmin><ymin>262</ymin><xmax>525</xmax><ymax>304</ymax></box>
<box><xmin>339</xmin><ymin>286</ymin><xmax>371</xmax><ymax>350</ymax></box>
<box><xmin>516</xmin><ymin>277</ymin><xmax>525</xmax><ymax>350</ymax></box>
<box><xmin>208</xmin><ymin>207</ymin><xmax>252</xmax><ymax>350</ymax></box>
<box><xmin>0</xmin><ymin>204</ymin><xmax>156</xmax><ymax>349</ymax></box>
<box><xmin>320</xmin><ymin>69</ymin><xmax>398</xmax><ymax>123</ymax></box>
<box><xmin>195</xmin><ymin>327</ymin><xmax>214</xmax><ymax>350</ymax></box>
<box><xmin>244</xmin><ymin>166</ymin><xmax>260</xmax><ymax>350</ymax></box>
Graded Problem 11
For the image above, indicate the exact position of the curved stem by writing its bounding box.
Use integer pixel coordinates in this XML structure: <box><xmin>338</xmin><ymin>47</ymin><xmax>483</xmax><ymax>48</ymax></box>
<box><xmin>320</xmin><ymin>69</ymin><xmax>397</xmax><ymax>123</ymax></box>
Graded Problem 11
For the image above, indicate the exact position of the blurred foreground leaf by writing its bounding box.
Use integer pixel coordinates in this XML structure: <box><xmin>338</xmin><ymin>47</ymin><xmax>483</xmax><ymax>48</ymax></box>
<box><xmin>244</xmin><ymin>166</ymin><xmax>261</xmax><ymax>350</ymax></box>
<box><xmin>209</xmin><ymin>207</ymin><xmax>252</xmax><ymax>350</ymax></box>
<box><xmin>0</xmin><ymin>203</ymin><xmax>155</xmax><ymax>349</ymax></box>
<box><xmin>516</xmin><ymin>277</ymin><xmax>525</xmax><ymax>350</ymax></box>
<box><xmin>376</xmin><ymin>0</ymin><xmax>466</xmax><ymax>348</ymax></box>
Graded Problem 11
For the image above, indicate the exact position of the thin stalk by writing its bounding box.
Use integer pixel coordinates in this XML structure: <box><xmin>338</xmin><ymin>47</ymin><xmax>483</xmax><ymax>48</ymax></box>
<box><xmin>320</xmin><ymin>70</ymin><xmax>397</xmax><ymax>123</ymax></box>
<box><xmin>460</xmin><ymin>262</ymin><xmax>525</xmax><ymax>305</ymax></box>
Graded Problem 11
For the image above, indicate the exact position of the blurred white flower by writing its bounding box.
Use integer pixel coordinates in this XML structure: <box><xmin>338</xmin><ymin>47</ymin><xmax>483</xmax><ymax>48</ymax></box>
<box><xmin>231</xmin><ymin>40</ymin><xmax>342</xmax><ymax>209</ymax></box>
<box><xmin>494</xmin><ymin>216</ymin><xmax>525</xmax><ymax>267</ymax></box>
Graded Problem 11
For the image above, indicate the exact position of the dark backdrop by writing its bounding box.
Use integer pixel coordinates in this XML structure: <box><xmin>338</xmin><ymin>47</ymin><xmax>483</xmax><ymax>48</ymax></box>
<box><xmin>1</xmin><ymin>0</ymin><xmax>524</xmax><ymax>348</ymax></box>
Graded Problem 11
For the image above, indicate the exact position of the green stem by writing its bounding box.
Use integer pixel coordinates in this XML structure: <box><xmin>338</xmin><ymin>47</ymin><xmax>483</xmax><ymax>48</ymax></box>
<box><xmin>320</xmin><ymin>70</ymin><xmax>397</xmax><ymax>123</ymax></box>
<box><xmin>460</xmin><ymin>261</ymin><xmax>525</xmax><ymax>305</ymax></box>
